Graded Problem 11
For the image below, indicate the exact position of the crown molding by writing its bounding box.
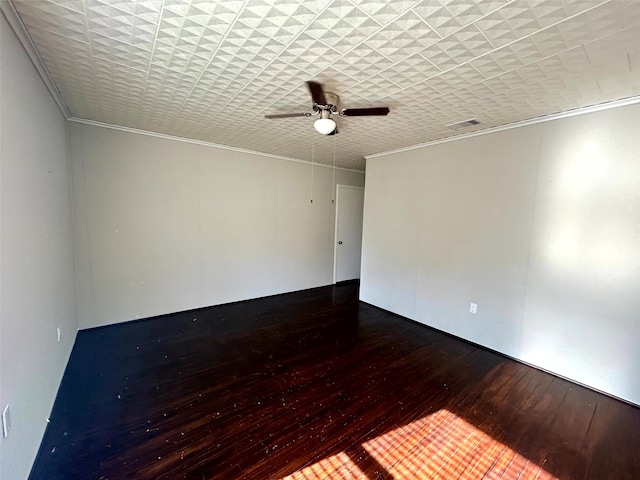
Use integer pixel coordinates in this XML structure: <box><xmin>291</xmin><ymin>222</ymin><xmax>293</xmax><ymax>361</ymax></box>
<box><xmin>366</xmin><ymin>95</ymin><xmax>640</xmax><ymax>160</ymax></box>
<box><xmin>1</xmin><ymin>0</ymin><xmax>70</xmax><ymax>119</ymax></box>
<box><xmin>69</xmin><ymin>118</ymin><xmax>365</xmax><ymax>173</ymax></box>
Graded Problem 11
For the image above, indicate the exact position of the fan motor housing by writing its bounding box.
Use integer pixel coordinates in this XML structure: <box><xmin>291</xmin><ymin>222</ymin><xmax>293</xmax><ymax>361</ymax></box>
<box><xmin>324</xmin><ymin>92</ymin><xmax>340</xmax><ymax>113</ymax></box>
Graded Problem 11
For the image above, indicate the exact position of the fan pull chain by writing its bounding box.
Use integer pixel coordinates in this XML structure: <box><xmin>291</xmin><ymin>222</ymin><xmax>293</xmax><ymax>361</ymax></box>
<box><xmin>310</xmin><ymin>136</ymin><xmax>315</xmax><ymax>204</ymax></box>
<box><xmin>332</xmin><ymin>134</ymin><xmax>337</xmax><ymax>204</ymax></box>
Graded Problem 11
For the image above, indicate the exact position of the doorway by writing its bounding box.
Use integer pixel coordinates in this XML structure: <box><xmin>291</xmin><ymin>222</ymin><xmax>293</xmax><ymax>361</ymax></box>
<box><xmin>334</xmin><ymin>185</ymin><xmax>365</xmax><ymax>283</ymax></box>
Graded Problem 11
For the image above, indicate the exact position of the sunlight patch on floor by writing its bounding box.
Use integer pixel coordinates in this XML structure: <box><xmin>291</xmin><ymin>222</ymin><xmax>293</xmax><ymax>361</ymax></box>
<box><xmin>281</xmin><ymin>409</ymin><xmax>558</xmax><ymax>479</ymax></box>
<box><xmin>362</xmin><ymin>409</ymin><xmax>557</xmax><ymax>479</ymax></box>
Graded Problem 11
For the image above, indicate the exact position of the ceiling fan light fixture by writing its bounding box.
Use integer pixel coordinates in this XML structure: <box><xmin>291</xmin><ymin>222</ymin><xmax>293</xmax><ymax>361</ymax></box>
<box><xmin>265</xmin><ymin>82</ymin><xmax>389</xmax><ymax>136</ymax></box>
<box><xmin>314</xmin><ymin>117</ymin><xmax>336</xmax><ymax>135</ymax></box>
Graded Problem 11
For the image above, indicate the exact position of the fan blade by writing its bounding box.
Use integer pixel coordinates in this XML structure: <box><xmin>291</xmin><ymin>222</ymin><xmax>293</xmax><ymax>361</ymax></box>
<box><xmin>264</xmin><ymin>112</ymin><xmax>310</xmax><ymax>119</ymax></box>
<box><xmin>341</xmin><ymin>107</ymin><xmax>390</xmax><ymax>116</ymax></box>
<box><xmin>307</xmin><ymin>81</ymin><xmax>327</xmax><ymax>106</ymax></box>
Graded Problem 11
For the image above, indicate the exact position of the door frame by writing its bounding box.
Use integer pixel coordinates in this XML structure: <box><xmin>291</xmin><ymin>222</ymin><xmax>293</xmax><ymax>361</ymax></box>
<box><xmin>333</xmin><ymin>184</ymin><xmax>365</xmax><ymax>284</ymax></box>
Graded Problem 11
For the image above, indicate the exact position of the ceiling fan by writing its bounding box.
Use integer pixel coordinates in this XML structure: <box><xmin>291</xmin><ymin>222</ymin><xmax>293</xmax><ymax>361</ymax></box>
<box><xmin>265</xmin><ymin>81</ymin><xmax>390</xmax><ymax>135</ymax></box>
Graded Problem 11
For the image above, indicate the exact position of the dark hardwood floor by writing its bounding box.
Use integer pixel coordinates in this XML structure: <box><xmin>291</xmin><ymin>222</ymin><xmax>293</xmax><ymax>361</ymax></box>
<box><xmin>30</xmin><ymin>282</ymin><xmax>640</xmax><ymax>479</ymax></box>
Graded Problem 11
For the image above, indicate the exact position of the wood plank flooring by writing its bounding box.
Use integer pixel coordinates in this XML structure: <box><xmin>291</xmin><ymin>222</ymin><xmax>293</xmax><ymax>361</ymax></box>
<box><xmin>30</xmin><ymin>282</ymin><xmax>640</xmax><ymax>479</ymax></box>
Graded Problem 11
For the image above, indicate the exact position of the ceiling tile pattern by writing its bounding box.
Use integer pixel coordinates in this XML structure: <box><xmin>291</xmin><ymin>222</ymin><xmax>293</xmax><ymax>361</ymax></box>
<box><xmin>10</xmin><ymin>0</ymin><xmax>640</xmax><ymax>170</ymax></box>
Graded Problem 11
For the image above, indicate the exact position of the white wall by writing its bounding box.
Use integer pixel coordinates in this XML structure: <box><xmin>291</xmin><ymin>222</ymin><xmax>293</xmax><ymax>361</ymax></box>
<box><xmin>0</xmin><ymin>14</ymin><xmax>78</xmax><ymax>480</ymax></box>
<box><xmin>70</xmin><ymin>123</ymin><xmax>364</xmax><ymax>328</ymax></box>
<box><xmin>361</xmin><ymin>103</ymin><xmax>640</xmax><ymax>405</ymax></box>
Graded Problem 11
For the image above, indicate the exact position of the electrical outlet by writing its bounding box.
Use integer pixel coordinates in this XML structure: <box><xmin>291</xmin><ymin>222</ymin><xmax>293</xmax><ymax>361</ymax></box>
<box><xmin>469</xmin><ymin>303</ymin><xmax>478</xmax><ymax>315</ymax></box>
<box><xmin>57</xmin><ymin>327</ymin><xmax>61</xmax><ymax>342</ymax></box>
<box><xmin>2</xmin><ymin>405</ymin><xmax>10</xmax><ymax>438</ymax></box>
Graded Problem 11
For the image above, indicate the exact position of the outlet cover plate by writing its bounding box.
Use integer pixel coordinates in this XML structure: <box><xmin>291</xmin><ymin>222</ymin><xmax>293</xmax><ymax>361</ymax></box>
<box><xmin>470</xmin><ymin>303</ymin><xmax>478</xmax><ymax>314</ymax></box>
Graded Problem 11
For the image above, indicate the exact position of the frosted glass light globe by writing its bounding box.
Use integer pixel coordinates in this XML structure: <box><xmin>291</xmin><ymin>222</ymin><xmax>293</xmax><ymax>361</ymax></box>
<box><xmin>314</xmin><ymin>117</ymin><xmax>336</xmax><ymax>135</ymax></box>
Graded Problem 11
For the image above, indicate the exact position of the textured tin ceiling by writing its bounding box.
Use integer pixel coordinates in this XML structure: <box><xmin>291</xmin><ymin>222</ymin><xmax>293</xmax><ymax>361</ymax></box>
<box><xmin>9</xmin><ymin>0</ymin><xmax>640</xmax><ymax>170</ymax></box>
